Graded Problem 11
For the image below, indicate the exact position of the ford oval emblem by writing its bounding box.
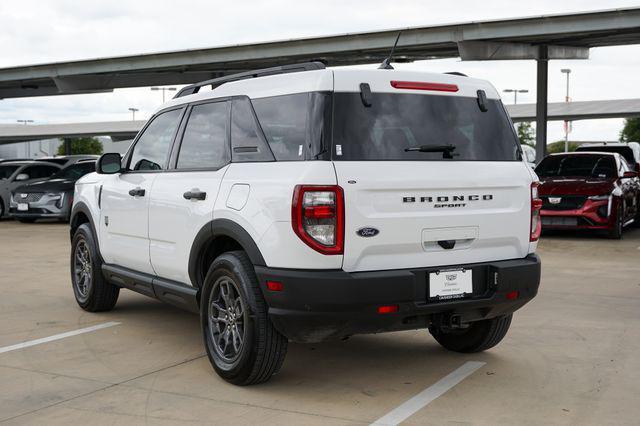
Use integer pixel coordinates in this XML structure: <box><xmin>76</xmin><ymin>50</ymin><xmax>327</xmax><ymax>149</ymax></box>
<box><xmin>356</xmin><ymin>227</ymin><xmax>379</xmax><ymax>237</ymax></box>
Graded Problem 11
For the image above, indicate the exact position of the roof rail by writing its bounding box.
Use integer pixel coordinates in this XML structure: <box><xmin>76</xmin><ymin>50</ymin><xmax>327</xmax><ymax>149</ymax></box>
<box><xmin>174</xmin><ymin>62</ymin><xmax>326</xmax><ymax>99</ymax></box>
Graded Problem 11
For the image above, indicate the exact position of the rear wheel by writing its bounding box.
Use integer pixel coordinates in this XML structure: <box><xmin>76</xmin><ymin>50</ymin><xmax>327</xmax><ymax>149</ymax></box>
<box><xmin>201</xmin><ymin>251</ymin><xmax>287</xmax><ymax>385</ymax></box>
<box><xmin>70</xmin><ymin>223</ymin><xmax>119</xmax><ymax>311</ymax></box>
<box><xmin>429</xmin><ymin>314</ymin><xmax>512</xmax><ymax>353</ymax></box>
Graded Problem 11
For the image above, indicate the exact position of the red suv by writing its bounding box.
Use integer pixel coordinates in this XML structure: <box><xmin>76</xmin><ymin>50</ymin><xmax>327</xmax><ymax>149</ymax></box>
<box><xmin>535</xmin><ymin>152</ymin><xmax>640</xmax><ymax>238</ymax></box>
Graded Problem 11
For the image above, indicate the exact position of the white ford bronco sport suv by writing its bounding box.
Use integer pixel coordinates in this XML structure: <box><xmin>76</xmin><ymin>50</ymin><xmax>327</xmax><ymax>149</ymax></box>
<box><xmin>69</xmin><ymin>62</ymin><xmax>542</xmax><ymax>385</ymax></box>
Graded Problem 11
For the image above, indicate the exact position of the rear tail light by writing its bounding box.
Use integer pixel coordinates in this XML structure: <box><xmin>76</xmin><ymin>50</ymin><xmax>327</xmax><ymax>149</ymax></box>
<box><xmin>292</xmin><ymin>185</ymin><xmax>344</xmax><ymax>255</ymax></box>
<box><xmin>530</xmin><ymin>182</ymin><xmax>543</xmax><ymax>242</ymax></box>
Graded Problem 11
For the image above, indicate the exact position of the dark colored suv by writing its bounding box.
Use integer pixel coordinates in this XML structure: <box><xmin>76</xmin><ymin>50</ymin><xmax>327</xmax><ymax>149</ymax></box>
<box><xmin>535</xmin><ymin>152</ymin><xmax>640</xmax><ymax>238</ymax></box>
<box><xmin>10</xmin><ymin>160</ymin><xmax>95</xmax><ymax>222</ymax></box>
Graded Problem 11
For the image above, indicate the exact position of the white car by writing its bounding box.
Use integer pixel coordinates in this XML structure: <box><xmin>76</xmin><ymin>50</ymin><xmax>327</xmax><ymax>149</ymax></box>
<box><xmin>69</xmin><ymin>63</ymin><xmax>542</xmax><ymax>385</ymax></box>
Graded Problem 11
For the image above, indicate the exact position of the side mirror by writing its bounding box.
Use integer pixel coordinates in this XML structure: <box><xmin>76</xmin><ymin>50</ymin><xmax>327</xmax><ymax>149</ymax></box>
<box><xmin>97</xmin><ymin>153</ymin><xmax>122</xmax><ymax>174</ymax></box>
<box><xmin>623</xmin><ymin>171</ymin><xmax>638</xmax><ymax>178</ymax></box>
<box><xmin>15</xmin><ymin>173</ymin><xmax>29</xmax><ymax>181</ymax></box>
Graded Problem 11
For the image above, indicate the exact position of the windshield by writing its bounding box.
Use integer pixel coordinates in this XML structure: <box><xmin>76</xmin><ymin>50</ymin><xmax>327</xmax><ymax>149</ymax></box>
<box><xmin>51</xmin><ymin>162</ymin><xmax>95</xmax><ymax>180</ymax></box>
<box><xmin>332</xmin><ymin>92</ymin><xmax>519</xmax><ymax>161</ymax></box>
<box><xmin>536</xmin><ymin>155</ymin><xmax>616</xmax><ymax>178</ymax></box>
<box><xmin>0</xmin><ymin>165</ymin><xmax>19</xmax><ymax>179</ymax></box>
<box><xmin>575</xmin><ymin>146</ymin><xmax>635</xmax><ymax>165</ymax></box>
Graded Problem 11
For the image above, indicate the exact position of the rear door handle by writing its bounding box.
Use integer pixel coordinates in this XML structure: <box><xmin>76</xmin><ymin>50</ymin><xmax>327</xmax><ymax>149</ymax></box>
<box><xmin>128</xmin><ymin>188</ymin><xmax>145</xmax><ymax>197</ymax></box>
<box><xmin>183</xmin><ymin>190</ymin><xmax>207</xmax><ymax>201</ymax></box>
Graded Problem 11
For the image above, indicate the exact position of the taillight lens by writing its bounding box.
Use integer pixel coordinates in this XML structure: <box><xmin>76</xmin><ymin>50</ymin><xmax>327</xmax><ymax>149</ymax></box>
<box><xmin>530</xmin><ymin>182</ymin><xmax>543</xmax><ymax>242</ymax></box>
<box><xmin>292</xmin><ymin>185</ymin><xmax>344</xmax><ymax>255</ymax></box>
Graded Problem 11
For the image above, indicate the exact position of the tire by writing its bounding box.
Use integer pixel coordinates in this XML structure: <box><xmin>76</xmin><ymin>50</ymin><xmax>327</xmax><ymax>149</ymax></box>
<box><xmin>201</xmin><ymin>251</ymin><xmax>287</xmax><ymax>386</ymax></box>
<box><xmin>429</xmin><ymin>314</ymin><xmax>513</xmax><ymax>353</ymax></box>
<box><xmin>608</xmin><ymin>206</ymin><xmax>623</xmax><ymax>240</ymax></box>
<box><xmin>70</xmin><ymin>223</ymin><xmax>119</xmax><ymax>312</ymax></box>
<box><xmin>17</xmin><ymin>218</ymin><xmax>36</xmax><ymax>223</ymax></box>
<box><xmin>0</xmin><ymin>199</ymin><xmax>4</xmax><ymax>218</ymax></box>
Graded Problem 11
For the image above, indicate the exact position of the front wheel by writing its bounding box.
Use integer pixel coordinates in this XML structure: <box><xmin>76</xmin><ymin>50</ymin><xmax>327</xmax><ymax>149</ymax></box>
<box><xmin>201</xmin><ymin>251</ymin><xmax>287</xmax><ymax>385</ymax></box>
<box><xmin>608</xmin><ymin>206</ymin><xmax>624</xmax><ymax>239</ymax></box>
<box><xmin>70</xmin><ymin>223</ymin><xmax>119</xmax><ymax>311</ymax></box>
<box><xmin>429</xmin><ymin>314</ymin><xmax>512</xmax><ymax>353</ymax></box>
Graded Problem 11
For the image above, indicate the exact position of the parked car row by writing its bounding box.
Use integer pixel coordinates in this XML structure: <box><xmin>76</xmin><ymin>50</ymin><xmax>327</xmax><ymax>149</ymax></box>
<box><xmin>535</xmin><ymin>142</ymin><xmax>640</xmax><ymax>239</ymax></box>
<box><xmin>0</xmin><ymin>155</ymin><xmax>97</xmax><ymax>222</ymax></box>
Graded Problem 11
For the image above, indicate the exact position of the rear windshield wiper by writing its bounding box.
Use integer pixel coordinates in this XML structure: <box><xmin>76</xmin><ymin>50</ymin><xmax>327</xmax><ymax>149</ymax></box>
<box><xmin>404</xmin><ymin>144</ymin><xmax>458</xmax><ymax>159</ymax></box>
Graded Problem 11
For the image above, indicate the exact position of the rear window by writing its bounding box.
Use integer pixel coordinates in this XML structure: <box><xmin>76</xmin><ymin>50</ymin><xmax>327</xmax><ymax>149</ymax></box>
<box><xmin>536</xmin><ymin>154</ymin><xmax>616</xmax><ymax>178</ymax></box>
<box><xmin>332</xmin><ymin>92</ymin><xmax>519</xmax><ymax>161</ymax></box>
<box><xmin>575</xmin><ymin>145</ymin><xmax>635</xmax><ymax>165</ymax></box>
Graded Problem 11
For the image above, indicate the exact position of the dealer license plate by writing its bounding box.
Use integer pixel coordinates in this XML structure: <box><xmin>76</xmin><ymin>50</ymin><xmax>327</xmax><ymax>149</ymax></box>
<box><xmin>429</xmin><ymin>268</ymin><xmax>472</xmax><ymax>300</ymax></box>
<box><xmin>17</xmin><ymin>203</ymin><xmax>28</xmax><ymax>211</ymax></box>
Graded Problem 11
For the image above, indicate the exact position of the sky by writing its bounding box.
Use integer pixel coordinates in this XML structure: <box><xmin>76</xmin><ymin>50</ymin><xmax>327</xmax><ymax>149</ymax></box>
<box><xmin>1</xmin><ymin>0</ymin><xmax>640</xmax><ymax>144</ymax></box>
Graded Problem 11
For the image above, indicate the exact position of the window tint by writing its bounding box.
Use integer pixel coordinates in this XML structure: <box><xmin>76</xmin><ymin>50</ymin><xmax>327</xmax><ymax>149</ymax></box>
<box><xmin>130</xmin><ymin>109</ymin><xmax>183</xmax><ymax>171</ymax></box>
<box><xmin>535</xmin><ymin>155</ymin><xmax>616</xmax><ymax>178</ymax></box>
<box><xmin>21</xmin><ymin>165</ymin><xmax>59</xmax><ymax>179</ymax></box>
<box><xmin>177</xmin><ymin>102</ymin><xmax>229</xmax><ymax>169</ymax></box>
<box><xmin>230</xmin><ymin>98</ymin><xmax>274</xmax><ymax>162</ymax></box>
<box><xmin>0</xmin><ymin>165</ymin><xmax>19</xmax><ymax>179</ymax></box>
<box><xmin>252</xmin><ymin>94</ymin><xmax>308</xmax><ymax>161</ymax></box>
<box><xmin>332</xmin><ymin>93</ymin><xmax>519</xmax><ymax>161</ymax></box>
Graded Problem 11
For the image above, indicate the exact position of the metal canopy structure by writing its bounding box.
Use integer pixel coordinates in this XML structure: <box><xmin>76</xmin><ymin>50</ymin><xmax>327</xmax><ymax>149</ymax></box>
<box><xmin>2</xmin><ymin>98</ymin><xmax>640</xmax><ymax>146</ymax></box>
<box><xmin>1</xmin><ymin>8</ymin><xmax>640</xmax><ymax>159</ymax></box>
<box><xmin>0</xmin><ymin>121</ymin><xmax>142</xmax><ymax>144</ymax></box>
<box><xmin>508</xmin><ymin>99</ymin><xmax>640</xmax><ymax>122</ymax></box>
<box><xmin>0</xmin><ymin>8</ymin><xmax>639</xmax><ymax>100</ymax></box>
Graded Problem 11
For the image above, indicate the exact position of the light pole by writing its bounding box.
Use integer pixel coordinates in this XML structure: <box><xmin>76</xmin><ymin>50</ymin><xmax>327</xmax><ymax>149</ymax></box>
<box><xmin>561</xmin><ymin>68</ymin><xmax>572</xmax><ymax>152</ymax></box>
<box><xmin>150</xmin><ymin>87</ymin><xmax>177</xmax><ymax>103</ymax></box>
<box><xmin>502</xmin><ymin>89</ymin><xmax>529</xmax><ymax>105</ymax></box>
<box><xmin>128</xmin><ymin>108</ymin><xmax>139</xmax><ymax>121</ymax></box>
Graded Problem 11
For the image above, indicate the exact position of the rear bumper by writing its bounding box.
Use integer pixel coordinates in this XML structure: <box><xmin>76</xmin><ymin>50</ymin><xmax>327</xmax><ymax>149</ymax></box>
<box><xmin>255</xmin><ymin>254</ymin><xmax>541</xmax><ymax>343</ymax></box>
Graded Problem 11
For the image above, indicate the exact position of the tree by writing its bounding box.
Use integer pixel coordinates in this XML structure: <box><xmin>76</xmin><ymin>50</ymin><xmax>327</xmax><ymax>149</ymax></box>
<box><xmin>517</xmin><ymin>122</ymin><xmax>535</xmax><ymax>146</ymax></box>
<box><xmin>547</xmin><ymin>140</ymin><xmax>580</xmax><ymax>154</ymax></box>
<box><xmin>56</xmin><ymin>137</ymin><xmax>103</xmax><ymax>156</ymax></box>
<box><xmin>619</xmin><ymin>117</ymin><xmax>640</xmax><ymax>142</ymax></box>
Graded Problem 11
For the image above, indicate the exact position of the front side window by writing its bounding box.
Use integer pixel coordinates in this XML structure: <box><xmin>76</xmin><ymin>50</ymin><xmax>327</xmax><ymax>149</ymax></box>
<box><xmin>332</xmin><ymin>92</ymin><xmax>519</xmax><ymax>161</ymax></box>
<box><xmin>230</xmin><ymin>98</ymin><xmax>274</xmax><ymax>163</ymax></box>
<box><xmin>129</xmin><ymin>108</ymin><xmax>183</xmax><ymax>171</ymax></box>
<box><xmin>177</xmin><ymin>102</ymin><xmax>229</xmax><ymax>169</ymax></box>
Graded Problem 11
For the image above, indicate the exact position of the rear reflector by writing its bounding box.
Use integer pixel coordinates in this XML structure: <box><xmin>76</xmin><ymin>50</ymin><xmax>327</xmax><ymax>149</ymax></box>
<box><xmin>377</xmin><ymin>305</ymin><xmax>399</xmax><ymax>314</ymax></box>
<box><xmin>390</xmin><ymin>80</ymin><xmax>459</xmax><ymax>92</ymax></box>
<box><xmin>506</xmin><ymin>290</ymin><xmax>519</xmax><ymax>300</ymax></box>
<box><xmin>266</xmin><ymin>281</ymin><xmax>283</xmax><ymax>291</ymax></box>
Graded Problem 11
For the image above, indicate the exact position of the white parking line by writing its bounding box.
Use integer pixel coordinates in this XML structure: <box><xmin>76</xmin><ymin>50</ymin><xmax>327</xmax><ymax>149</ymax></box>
<box><xmin>370</xmin><ymin>361</ymin><xmax>486</xmax><ymax>426</ymax></box>
<box><xmin>0</xmin><ymin>321</ymin><xmax>121</xmax><ymax>354</ymax></box>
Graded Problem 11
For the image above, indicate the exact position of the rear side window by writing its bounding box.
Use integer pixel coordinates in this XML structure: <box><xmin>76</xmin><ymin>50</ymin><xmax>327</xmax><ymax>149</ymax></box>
<box><xmin>177</xmin><ymin>102</ymin><xmax>229</xmax><ymax>170</ymax></box>
<box><xmin>230</xmin><ymin>98</ymin><xmax>274</xmax><ymax>162</ymax></box>
<box><xmin>332</xmin><ymin>92</ymin><xmax>519</xmax><ymax>161</ymax></box>
<box><xmin>129</xmin><ymin>108</ymin><xmax>183</xmax><ymax>171</ymax></box>
<box><xmin>252</xmin><ymin>94</ymin><xmax>307</xmax><ymax>161</ymax></box>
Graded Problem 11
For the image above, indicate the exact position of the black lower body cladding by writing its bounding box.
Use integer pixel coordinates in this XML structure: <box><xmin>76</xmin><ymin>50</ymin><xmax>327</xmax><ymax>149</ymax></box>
<box><xmin>255</xmin><ymin>255</ymin><xmax>541</xmax><ymax>343</ymax></box>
